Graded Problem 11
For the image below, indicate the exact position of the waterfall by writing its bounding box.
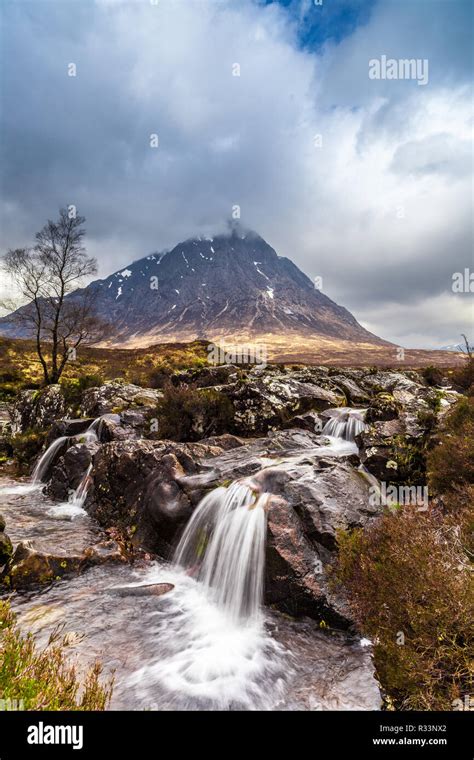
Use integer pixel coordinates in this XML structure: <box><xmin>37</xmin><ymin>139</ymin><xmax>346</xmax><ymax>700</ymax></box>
<box><xmin>322</xmin><ymin>407</ymin><xmax>367</xmax><ymax>441</ymax></box>
<box><xmin>31</xmin><ymin>418</ymin><xmax>101</xmax><ymax>484</ymax></box>
<box><xmin>174</xmin><ymin>481</ymin><xmax>269</xmax><ymax>623</ymax></box>
<box><xmin>46</xmin><ymin>463</ymin><xmax>93</xmax><ymax>520</ymax></box>
<box><xmin>31</xmin><ymin>436</ymin><xmax>69</xmax><ymax>483</ymax></box>
<box><xmin>70</xmin><ymin>463</ymin><xmax>93</xmax><ymax>508</ymax></box>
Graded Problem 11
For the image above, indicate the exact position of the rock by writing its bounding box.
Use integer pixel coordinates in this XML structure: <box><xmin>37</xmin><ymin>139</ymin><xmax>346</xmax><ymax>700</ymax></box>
<box><xmin>330</xmin><ymin>375</ymin><xmax>370</xmax><ymax>405</ymax></box>
<box><xmin>178</xmin><ymin>429</ymin><xmax>381</xmax><ymax>624</ymax></box>
<box><xmin>225</xmin><ymin>376</ymin><xmax>345</xmax><ymax>435</ymax></box>
<box><xmin>80</xmin><ymin>382</ymin><xmax>163</xmax><ymax>417</ymax></box>
<box><xmin>270</xmin><ymin>616</ymin><xmax>382</xmax><ymax>710</ymax></box>
<box><xmin>88</xmin><ymin>439</ymin><xmax>226</xmax><ymax>556</ymax></box>
<box><xmin>3</xmin><ymin>541</ymin><xmax>84</xmax><ymax>589</ymax></box>
<box><xmin>12</xmin><ymin>386</ymin><xmax>66</xmax><ymax>434</ymax></box>
<box><xmin>0</xmin><ymin>512</ymin><xmax>5</xmax><ymax>532</ymax></box>
<box><xmin>47</xmin><ymin>418</ymin><xmax>95</xmax><ymax>444</ymax></box>
<box><xmin>365</xmin><ymin>393</ymin><xmax>400</xmax><ymax>423</ymax></box>
<box><xmin>111</xmin><ymin>582</ymin><xmax>174</xmax><ymax>597</ymax></box>
<box><xmin>174</xmin><ymin>364</ymin><xmax>241</xmax><ymax>388</ymax></box>
<box><xmin>199</xmin><ymin>433</ymin><xmax>245</xmax><ymax>450</ymax></box>
<box><xmin>3</xmin><ymin>537</ymin><xmax>127</xmax><ymax>590</ymax></box>
<box><xmin>82</xmin><ymin>538</ymin><xmax>127</xmax><ymax>565</ymax></box>
<box><xmin>0</xmin><ymin>531</ymin><xmax>13</xmax><ymax>566</ymax></box>
<box><xmin>47</xmin><ymin>442</ymin><xmax>99</xmax><ymax>501</ymax></box>
<box><xmin>283</xmin><ymin>412</ymin><xmax>324</xmax><ymax>432</ymax></box>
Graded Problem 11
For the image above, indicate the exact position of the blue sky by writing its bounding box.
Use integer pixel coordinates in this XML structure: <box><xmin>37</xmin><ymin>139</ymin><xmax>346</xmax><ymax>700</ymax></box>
<box><xmin>262</xmin><ymin>0</ymin><xmax>376</xmax><ymax>49</ymax></box>
<box><xmin>0</xmin><ymin>0</ymin><xmax>472</xmax><ymax>347</ymax></box>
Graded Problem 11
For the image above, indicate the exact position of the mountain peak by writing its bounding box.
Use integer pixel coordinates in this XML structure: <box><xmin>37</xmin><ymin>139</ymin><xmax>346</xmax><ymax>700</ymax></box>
<box><xmin>0</xmin><ymin>229</ymin><xmax>388</xmax><ymax>351</ymax></box>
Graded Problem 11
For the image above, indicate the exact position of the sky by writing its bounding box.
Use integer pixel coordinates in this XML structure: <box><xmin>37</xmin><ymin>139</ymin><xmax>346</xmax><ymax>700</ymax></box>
<box><xmin>0</xmin><ymin>0</ymin><xmax>472</xmax><ymax>348</ymax></box>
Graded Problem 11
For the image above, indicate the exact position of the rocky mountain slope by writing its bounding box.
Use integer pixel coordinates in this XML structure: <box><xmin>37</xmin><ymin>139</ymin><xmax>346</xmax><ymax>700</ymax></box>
<box><xmin>0</xmin><ymin>228</ymin><xmax>389</xmax><ymax>350</ymax></box>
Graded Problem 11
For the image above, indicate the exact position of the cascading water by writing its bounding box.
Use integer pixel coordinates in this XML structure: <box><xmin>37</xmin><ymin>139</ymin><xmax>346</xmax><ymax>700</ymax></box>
<box><xmin>174</xmin><ymin>481</ymin><xmax>269</xmax><ymax>623</ymax></box>
<box><xmin>123</xmin><ymin>480</ymin><xmax>286</xmax><ymax>709</ymax></box>
<box><xmin>31</xmin><ymin>436</ymin><xmax>69</xmax><ymax>483</ymax></box>
<box><xmin>47</xmin><ymin>463</ymin><xmax>93</xmax><ymax>520</ymax></box>
<box><xmin>322</xmin><ymin>407</ymin><xmax>367</xmax><ymax>442</ymax></box>
<box><xmin>31</xmin><ymin>418</ymin><xmax>101</xmax><ymax>484</ymax></box>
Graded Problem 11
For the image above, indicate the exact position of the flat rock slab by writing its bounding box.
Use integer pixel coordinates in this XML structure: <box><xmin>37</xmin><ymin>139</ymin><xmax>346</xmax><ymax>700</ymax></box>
<box><xmin>111</xmin><ymin>582</ymin><xmax>174</xmax><ymax>598</ymax></box>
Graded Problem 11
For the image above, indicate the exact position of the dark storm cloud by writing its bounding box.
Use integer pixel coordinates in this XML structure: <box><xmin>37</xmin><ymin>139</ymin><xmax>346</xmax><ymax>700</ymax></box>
<box><xmin>0</xmin><ymin>0</ymin><xmax>472</xmax><ymax>347</ymax></box>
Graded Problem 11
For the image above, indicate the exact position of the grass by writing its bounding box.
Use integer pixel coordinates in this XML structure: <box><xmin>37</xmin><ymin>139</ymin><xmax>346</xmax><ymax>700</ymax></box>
<box><xmin>0</xmin><ymin>599</ymin><xmax>113</xmax><ymax>710</ymax></box>
<box><xmin>0</xmin><ymin>336</ymin><xmax>210</xmax><ymax>395</ymax></box>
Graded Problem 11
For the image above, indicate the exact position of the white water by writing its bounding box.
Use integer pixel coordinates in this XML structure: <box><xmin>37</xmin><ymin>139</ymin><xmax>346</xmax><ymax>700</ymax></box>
<box><xmin>322</xmin><ymin>407</ymin><xmax>367</xmax><ymax>442</ymax></box>
<box><xmin>125</xmin><ymin>564</ymin><xmax>287</xmax><ymax>710</ymax></box>
<box><xmin>46</xmin><ymin>463</ymin><xmax>92</xmax><ymax>520</ymax></box>
<box><xmin>30</xmin><ymin>418</ymin><xmax>101</xmax><ymax>485</ymax></box>
<box><xmin>122</xmin><ymin>480</ymin><xmax>285</xmax><ymax>708</ymax></box>
<box><xmin>174</xmin><ymin>481</ymin><xmax>269</xmax><ymax>623</ymax></box>
<box><xmin>31</xmin><ymin>435</ymin><xmax>69</xmax><ymax>483</ymax></box>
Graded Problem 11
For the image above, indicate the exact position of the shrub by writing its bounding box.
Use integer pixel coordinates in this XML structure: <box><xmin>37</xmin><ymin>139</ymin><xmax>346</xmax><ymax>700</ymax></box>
<box><xmin>451</xmin><ymin>357</ymin><xmax>474</xmax><ymax>392</ymax></box>
<box><xmin>427</xmin><ymin>396</ymin><xmax>474</xmax><ymax>495</ymax></box>
<box><xmin>422</xmin><ymin>365</ymin><xmax>444</xmax><ymax>387</ymax></box>
<box><xmin>0</xmin><ymin>600</ymin><xmax>113</xmax><ymax>710</ymax></box>
<box><xmin>153</xmin><ymin>382</ymin><xmax>234</xmax><ymax>441</ymax></box>
<box><xmin>9</xmin><ymin>429</ymin><xmax>48</xmax><ymax>473</ymax></box>
<box><xmin>333</xmin><ymin>503</ymin><xmax>473</xmax><ymax>710</ymax></box>
<box><xmin>60</xmin><ymin>374</ymin><xmax>104</xmax><ymax>415</ymax></box>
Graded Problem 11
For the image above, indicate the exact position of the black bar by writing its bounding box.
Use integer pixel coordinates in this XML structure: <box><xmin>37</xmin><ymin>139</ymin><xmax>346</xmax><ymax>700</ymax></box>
<box><xmin>0</xmin><ymin>710</ymin><xmax>472</xmax><ymax>758</ymax></box>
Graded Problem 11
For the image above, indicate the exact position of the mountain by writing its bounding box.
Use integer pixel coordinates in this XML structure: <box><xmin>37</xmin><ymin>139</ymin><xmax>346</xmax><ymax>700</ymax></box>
<box><xmin>438</xmin><ymin>343</ymin><xmax>468</xmax><ymax>353</ymax></box>
<box><xmin>0</xmin><ymin>228</ymin><xmax>389</xmax><ymax>350</ymax></box>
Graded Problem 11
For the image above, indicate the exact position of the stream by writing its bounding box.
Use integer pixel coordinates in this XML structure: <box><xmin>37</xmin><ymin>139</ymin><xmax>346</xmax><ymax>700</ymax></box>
<box><xmin>0</xmin><ymin>409</ymin><xmax>380</xmax><ymax>711</ymax></box>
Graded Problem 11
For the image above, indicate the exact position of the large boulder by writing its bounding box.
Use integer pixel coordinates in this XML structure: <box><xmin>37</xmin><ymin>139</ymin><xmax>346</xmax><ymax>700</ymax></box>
<box><xmin>47</xmin><ymin>441</ymin><xmax>100</xmax><ymax>501</ymax></box>
<box><xmin>178</xmin><ymin>429</ymin><xmax>381</xmax><ymax>625</ymax></box>
<box><xmin>88</xmin><ymin>439</ymin><xmax>226</xmax><ymax>556</ymax></box>
<box><xmin>224</xmin><ymin>375</ymin><xmax>345</xmax><ymax>435</ymax></box>
<box><xmin>12</xmin><ymin>386</ymin><xmax>66</xmax><ymax>434</ymax></box>
<box><xmin>80</xmin><ymin>382</ymin><xmax>163</xmax><ymax>417</ymax></box>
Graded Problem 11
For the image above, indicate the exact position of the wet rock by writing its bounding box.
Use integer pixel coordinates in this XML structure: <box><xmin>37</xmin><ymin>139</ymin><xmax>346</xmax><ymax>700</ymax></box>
<box><xmin>178</xmin><ymin>429</ymin><xmax>380</xmax><ymax>624</ymax></box>
<box><xmin>283</xmin><ymin>412</ymin><xmax>323</xmax><ymax>432</ymax></box>
<box><xmin>111</xmin><ymin>582</ymin><xmax>174</xmax><ymax>598</ymax></box>
<box><xmin>224</xmin><ymin>376</ymin><xmax>345</xmax><ymax>435</ymax></box>
<box><xmin>88</xmin><ymin>439</ymin><xmax>226</xmax><ymax>557</ymax></box>
<box><xmin>269</xmin><ymin>614</ymin><xmax>382</xmax><ymax>710</ymax></box>
<box><xmin>4</xmin><ymin>540</ymin><xmax>84</xmax><ymax>589</ymax></box>
<box><xmin>47</xmin><ymin>442</ymin><xmax>99</xmax><ymax>501</ymax></box>
<box><xmin>12</xmin><ymin>386</ymin><xmax>66</xmax><ymax>434</ymax></box>
<box><xmin>3</xmin><ymin>537</ymin><xmax>127</xmax><ymax>590</ymax></box>
<box><xmin>47</xmin><ymin>418</ymin><xmax>95</xmax><ymax>444</ymax></box>
<box><xmin>199</xmin><ymin>433</ymin><xmax>245</xmax><ymax>450</ymax></box>
<box><xmin>80</xmin><ymin>382</ymin><xmax>163</xmax><ymax>417</ymax></box>
<box><xmin>82</xmin><ymin>538</ymin><xmax>127</xmax><ymax>565</ymax></box>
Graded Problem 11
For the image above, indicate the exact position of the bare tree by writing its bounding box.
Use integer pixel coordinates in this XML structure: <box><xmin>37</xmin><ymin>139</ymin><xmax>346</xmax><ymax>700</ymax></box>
<box><xmin>460</xmin><ymin>333</ymin><xmax>472</xmax><ymax>360</ymax></box>
<box><xmin>2</xmin><ymin>209</ymin><xmax>101</xmax><ymax>385</ymax></box>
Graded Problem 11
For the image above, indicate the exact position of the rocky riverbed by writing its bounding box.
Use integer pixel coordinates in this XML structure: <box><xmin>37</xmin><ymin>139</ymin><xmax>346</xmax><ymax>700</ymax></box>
<box><xmin>0</xmin><ymin>364</ymin><xmax>460</xmax><ymax>710</ymax></box>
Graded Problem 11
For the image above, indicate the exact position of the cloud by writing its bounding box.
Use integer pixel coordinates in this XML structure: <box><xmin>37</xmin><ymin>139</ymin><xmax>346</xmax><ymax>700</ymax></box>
<box><xmin>0</xmin><ymin>0</ymin><xmax>471</xmax><ymax>347</ymax></box>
